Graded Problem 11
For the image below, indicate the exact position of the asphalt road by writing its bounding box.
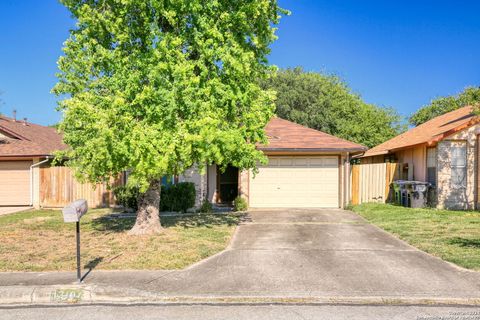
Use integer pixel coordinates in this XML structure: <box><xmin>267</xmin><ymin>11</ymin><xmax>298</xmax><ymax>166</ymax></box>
<box><xmin>2</xmin><ymin>304</ymin><xmax>480</xmax><ymax>320</ymax></box>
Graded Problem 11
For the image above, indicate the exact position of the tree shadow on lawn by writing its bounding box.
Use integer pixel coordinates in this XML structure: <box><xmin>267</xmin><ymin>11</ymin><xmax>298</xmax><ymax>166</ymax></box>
<box><xmin>91</xmin><ymin>213</ymin><xmax>244</xmax><ymax>233</ymax></box>
<box><xmin>447</xmin><ymin>237</ymin><xmax>480</xmax><ymax>248</ymax></box>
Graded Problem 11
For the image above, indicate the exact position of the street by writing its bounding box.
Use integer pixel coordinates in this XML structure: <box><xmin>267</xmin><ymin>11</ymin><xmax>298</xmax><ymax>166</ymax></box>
<box><xmin>2</xmin><ymin>304</ymin><xmax>480</xmax><ymax>320</ymax></box>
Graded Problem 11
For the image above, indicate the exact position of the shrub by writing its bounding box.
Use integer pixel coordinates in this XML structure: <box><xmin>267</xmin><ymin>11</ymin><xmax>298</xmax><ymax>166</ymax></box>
<box><xmin>160</xmin><ymin>182</ymin><xmax>196</xmax><ymax>213</ymax></box>
<box><xmin>114</xmin><ymin>182</ymin><xmax>196</xmax><ymax>213</ymax></box>
<box><xmin>113</xmin><ymin>185</ymin><xmax>140</xmax><ymax>211</ymax></box>
<box><xmin>199</xmin><ymin>200</ymin><xmax>214</xmax><ymax>213</ymax></box>
<box><xmin>233</xmin><ymin>196</ymin><xmax>248</xmax><ymax>212</ymax></box>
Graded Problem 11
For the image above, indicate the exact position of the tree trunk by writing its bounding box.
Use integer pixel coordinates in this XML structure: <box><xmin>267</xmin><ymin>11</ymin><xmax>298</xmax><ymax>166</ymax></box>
<box><xmin>128</xmin><ymin>179</ymin><xmax>163</xmax><ymax>235</ymax></box>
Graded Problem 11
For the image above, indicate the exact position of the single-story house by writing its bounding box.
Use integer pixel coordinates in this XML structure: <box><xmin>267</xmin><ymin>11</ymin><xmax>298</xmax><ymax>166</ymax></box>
<box><xmin>0</xmin><ymin>115</ymin><xmax>66</xmax><ymax>207</ymax></box>
<box><xmin>361</xmin><ymin>105</ymin><xmax>480</xmax><ymax>210</ymax></box>
<box><xmin>180</xmin><ymin>117</ymin><xmax>366</xmax><ymax>209</ymax></box>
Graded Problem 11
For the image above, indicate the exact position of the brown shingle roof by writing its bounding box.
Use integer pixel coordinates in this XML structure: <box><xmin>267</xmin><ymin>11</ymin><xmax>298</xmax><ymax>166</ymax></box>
<box><xmin>0</xmin><ymin>115</ymin><xmax>366</xmax><ymax>157</ymax></box>
<box><xmin>363</xmin><ymin>106</ymin><xmax>479</xmax><ymax>157</ymax></box>
<box><xmin>0</xmin><ymin>116</ymin><xmax>66</xmax><ymax>157</ymax></box>
<box><xmin>260</xmin><ymin>117</ymin><xmax>367</xmax><ymax>152</ymax></box>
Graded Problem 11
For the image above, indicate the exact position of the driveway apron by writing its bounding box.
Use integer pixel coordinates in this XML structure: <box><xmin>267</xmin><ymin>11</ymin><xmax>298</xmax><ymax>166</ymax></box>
<box><xmin>143</xmin><ymin>209</ymin><xmax>480</xmax><ymax>299</ymax></box>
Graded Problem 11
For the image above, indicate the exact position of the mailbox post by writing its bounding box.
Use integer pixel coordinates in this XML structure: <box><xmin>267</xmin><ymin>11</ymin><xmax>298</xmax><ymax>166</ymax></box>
<box><xmin>62</xmin><ymin>199</ymin><xmax>88</xmax><ymax>283</ymax></box>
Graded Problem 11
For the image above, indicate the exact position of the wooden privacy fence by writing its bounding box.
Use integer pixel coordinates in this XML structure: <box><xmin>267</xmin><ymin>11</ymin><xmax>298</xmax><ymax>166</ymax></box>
<box><xmin>40</xmin><ymin>166</ymin><xmax>124</xmax><ymax>208</ymax></box>
<box><xmin>351</xmin><ymin>163</ymin><xmax>401</xmax><ymax>205</ymax></box>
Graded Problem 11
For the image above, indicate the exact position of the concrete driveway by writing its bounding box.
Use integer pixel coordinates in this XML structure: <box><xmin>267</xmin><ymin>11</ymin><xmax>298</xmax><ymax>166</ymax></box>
<box><xmin>144</xmin><ymin>208</ymin><xmax>480</xmax><ymax>300</ymax></box>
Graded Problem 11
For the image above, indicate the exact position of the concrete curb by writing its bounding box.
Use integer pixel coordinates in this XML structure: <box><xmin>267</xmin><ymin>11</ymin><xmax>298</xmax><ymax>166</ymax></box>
<box><xmin>0</xmin><ymin>285</ymin><xmax>479</xmax><ymax>307</ymax></box>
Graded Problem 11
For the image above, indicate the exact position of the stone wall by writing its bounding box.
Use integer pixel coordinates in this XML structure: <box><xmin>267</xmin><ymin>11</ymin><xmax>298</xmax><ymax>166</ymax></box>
<box><xmin>436</xmin><ymin>124</ymin><xmax>479</xmax><ymax>210</ymax></box>
<box><xmin>178</xmin><ymin>164</ymin><xmax>207</xmax><ymax>208</ymax></box>
<box><xmin>238</xmin><ymin>170</ymin><xmax>249</xmax><ymax>204</ymax></box>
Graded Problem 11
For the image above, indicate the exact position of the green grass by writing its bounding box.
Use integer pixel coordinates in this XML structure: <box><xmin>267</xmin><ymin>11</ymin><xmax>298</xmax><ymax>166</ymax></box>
<box><xmin>352</xmin><ymin>203</ymin><xmax>480</xmax><ymax>270</ymax></box>
<box><xmin>0</xmin><ymin>209</ymin><xmax>240</xmax><ymax>272</ymax></box>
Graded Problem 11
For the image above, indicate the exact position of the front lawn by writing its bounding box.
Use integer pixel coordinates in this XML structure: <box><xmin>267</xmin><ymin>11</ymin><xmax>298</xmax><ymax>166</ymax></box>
<box><xmin>0</xmin><ymin>209</ymin><xmax>240</xmax><ymax>272</ymax></box>
<box><xmin>352</xmin><ymin>203</ymin><xmax>480</xmax><ymax>270</ymax></box>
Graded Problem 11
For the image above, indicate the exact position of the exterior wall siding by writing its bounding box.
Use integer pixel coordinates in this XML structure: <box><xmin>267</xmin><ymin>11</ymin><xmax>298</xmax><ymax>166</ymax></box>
<box><xmin>395</xmin><ymin>146</ymin><xmax>426</xmax><ymax>181</ymax></box>
<box><xmin>207</xmin><ymin>164</ymin><xmax>217</xmax><ymax>203</ymax></box>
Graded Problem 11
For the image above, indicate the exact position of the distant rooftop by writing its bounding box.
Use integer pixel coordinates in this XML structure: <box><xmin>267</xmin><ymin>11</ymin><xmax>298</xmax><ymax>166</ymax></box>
<box><xmin>0</xmin><ymin>115</ymin><xmax>66</xmax><ymax>157</ymax></box>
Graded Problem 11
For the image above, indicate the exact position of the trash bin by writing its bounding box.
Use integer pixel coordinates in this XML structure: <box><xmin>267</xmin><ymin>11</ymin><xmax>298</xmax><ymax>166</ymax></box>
<box><xmin>392</xmin><ymin>181</ymin><xmax>430</xmax><ymax>208</ymax></box>
<box><xmin>410</xmin><ymin>182</ymin><xmax>430</xmax><ymax>208</ymax></box>
<box><xmin>391</xmin><ymin>181</ymin><xmax>402</xmax><ymax>205</ymax></box>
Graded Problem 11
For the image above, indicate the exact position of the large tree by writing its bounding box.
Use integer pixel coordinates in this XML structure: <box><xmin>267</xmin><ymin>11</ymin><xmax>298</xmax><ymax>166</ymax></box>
<box><xmin>261</xmin><ymin>67</ymin><xmax>405</xmax><ymax>148</ymax></box>
<box><xmin>54</xmin><ymin>0</ymin><xmax>285</xmax><ymax>235</ymax></box>
<box><xmin>409</xmin><ymin>87</ymin><xmax>480</xmax><ymax>126</ymax></box>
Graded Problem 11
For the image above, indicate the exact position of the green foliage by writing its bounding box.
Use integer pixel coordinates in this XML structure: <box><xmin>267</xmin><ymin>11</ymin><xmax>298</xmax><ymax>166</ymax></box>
<box><xmin>233</xmin><ymin>196</ymin><xmax>248</xmax><ymax>212</ymax></box>
<box><xmin>409</xmin><ymin>87</ymin><xmax>480</xmax><ymax>126</ymax></box>
<box><xmin>261</xmin><ymin>67</ymin><xmax>406</xmax><ymax>148</ymax></box>
<box><xmin>113</xmin><ymin>185</ymin><xmax>140</xmax><ymax>211</ymax></box>
<box><xmin>199</xmin><ymin>200</ymin><xmax>214</xmax><ymax>213</ymax></box>
<box><xmin>160</xmin><ymin>182</ymin><xmax>196</xmax><ymax>213</ymax></box>
<box><xmin>53</xmin><ymin>0</ymin><xmax>287</xmax><ymax>190</ymax></box>
<box><xmin>114</xmin><ymin>182</ymin><xmax>197</xmax><ymax>213</ymax></box>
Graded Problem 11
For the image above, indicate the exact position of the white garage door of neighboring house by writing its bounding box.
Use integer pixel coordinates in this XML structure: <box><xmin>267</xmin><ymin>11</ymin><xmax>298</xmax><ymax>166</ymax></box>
<box><xmin>0</xmin><ymin>161</ymin><xmax>32</xmax><ymax>206</ymax></box>
<box><xmin>249</xmin><ymin>156</ymin><xmax>339</xmax><ymax>208</ymax></box>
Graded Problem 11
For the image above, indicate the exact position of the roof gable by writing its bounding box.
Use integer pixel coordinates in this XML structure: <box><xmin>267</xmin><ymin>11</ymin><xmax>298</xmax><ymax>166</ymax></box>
<box><xmin>261</xmin><ymin>117</ymin><xmax>366</xmax><ymax>152</ymax></box>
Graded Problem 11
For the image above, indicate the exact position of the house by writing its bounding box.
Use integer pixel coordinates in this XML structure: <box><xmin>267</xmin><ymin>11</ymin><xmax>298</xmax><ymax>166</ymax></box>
<box><xmin>361</xmin><ymin>105</ymin><xmax>480</xmax><ymax>210</ymax></box>
<box><xmin>0</xmin><ymin>114</ymin><xmax>366</xmax><ymax>209</ymax></box>
<box><xmin>0</xmin><ymin>115</ymin><xmax>66</xmax><ymax>207</ymax></box>
<box><xmin>0</xmin><ymin>115</ymin><xmax>122</xmax><ymax>208</ymax></box>
<box><xmin>180</xmin><ymin>117</ymin><xmax>366</xmax><ymax>209</ymax></box>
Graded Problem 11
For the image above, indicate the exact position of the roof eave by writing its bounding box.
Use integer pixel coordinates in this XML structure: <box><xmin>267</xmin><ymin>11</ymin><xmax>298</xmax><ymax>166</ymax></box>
<box><xmin>259</xmin><ymin>147</ymin><xmax>368</xmax><ymax>153</ymax></box>
<box><xmin>361</xmin><ymin>150</ymin><xmax>389</xmax><ymax>157</ymax></box>
<box><xmin>0</xmin><ymin>153</ymin><xmax>53</xmax><ymax>158</ymax></box>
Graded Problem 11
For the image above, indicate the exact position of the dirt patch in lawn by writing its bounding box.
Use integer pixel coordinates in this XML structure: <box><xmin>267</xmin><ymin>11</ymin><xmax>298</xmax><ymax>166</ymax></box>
<box><xmin>0</xmin><ymin>209</ymin><xmax>240</xmax><ymax>272</ymax></box>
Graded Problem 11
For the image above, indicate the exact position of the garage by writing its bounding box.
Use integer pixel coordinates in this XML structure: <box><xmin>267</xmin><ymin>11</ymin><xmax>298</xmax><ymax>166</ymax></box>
<box><xmin>249</xmin><ymin>156</ymin><xmax>339</xmax><ymax>208</ymax></box>
<box><xmin>0</xmin><ymin>161</ymin><xmax>32</xmax><ymax>206</ymax></box>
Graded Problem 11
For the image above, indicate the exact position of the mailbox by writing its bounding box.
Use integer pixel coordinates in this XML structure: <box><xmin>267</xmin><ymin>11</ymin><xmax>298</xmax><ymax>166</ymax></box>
<box><xmin>62</xmin><ymin>199</ymin><xmax>88</xmax><ymax>283</ymax></box>
<box><xmin>62</xmin><ymin>199</ymin><xmax>88</xmax><ymax>223</ymax></box>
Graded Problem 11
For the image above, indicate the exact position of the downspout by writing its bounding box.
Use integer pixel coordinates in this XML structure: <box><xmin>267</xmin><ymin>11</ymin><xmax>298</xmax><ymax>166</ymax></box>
<box><xmin>30</xmin><ymin>157</ymin><xmax>51</xmax><ymax>206</ymax></box>
<box><xmin>345</xmin><ymin>152</ymin><xmax>350</xmax><ymax>208</ymax></box>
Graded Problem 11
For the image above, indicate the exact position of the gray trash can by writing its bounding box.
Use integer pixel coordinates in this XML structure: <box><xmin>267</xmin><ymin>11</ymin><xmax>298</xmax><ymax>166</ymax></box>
<box><xmin>409</xmin><ymin>182</ymin><xmax>430</xmax><ymax>208</ymax></box>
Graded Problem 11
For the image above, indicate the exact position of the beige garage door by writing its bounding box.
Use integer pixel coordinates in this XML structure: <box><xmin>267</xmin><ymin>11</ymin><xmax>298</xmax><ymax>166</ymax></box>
<box><xmin>249</xmin><ymin>156</ymin><xmax>339</xmax><ymax>208</ymax></box>
<box><xmin>0</xmin><ymin>161</ymin><xmax>31</xmax><ymax>206</ymax></box>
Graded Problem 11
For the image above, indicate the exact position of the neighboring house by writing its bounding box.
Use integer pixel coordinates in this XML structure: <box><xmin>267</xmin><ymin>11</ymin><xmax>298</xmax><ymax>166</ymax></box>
<box><xmin>362</xmin><ymin>106</ymin><xmax>480</xmax><ymax>210</ymax></box>
<box><xmin>0</xmin><ymin>115</ymin><xmax>120</xmax><ymax>208</ymax></box>
<box><xmin>180</xmin><ymin>117</ymin><xmax>366</xmax><ymax>209</ymax></box>
<box><xmin>0</xmin><ymin>115</ymin><xmax>66</xmax><ymax>207</ymax></box>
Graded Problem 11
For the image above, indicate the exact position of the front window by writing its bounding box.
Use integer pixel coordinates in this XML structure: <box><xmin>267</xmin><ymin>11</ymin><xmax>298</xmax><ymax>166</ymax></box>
<box><xmin>426</xmin><ymin>147</ymin><xmax>436</xmax><ymax>185</ymax></box>
<box><xmin>451</xmin><ymin>142</ymin><xmax>467</xmax><ymax>188</ymax></box>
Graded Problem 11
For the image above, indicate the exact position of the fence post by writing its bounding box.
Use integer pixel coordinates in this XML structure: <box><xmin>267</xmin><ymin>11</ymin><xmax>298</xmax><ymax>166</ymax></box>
<box><xmin>351</xmin><ymin>165</ymin><xmax>360</xmax><ymax>205</ymax></box>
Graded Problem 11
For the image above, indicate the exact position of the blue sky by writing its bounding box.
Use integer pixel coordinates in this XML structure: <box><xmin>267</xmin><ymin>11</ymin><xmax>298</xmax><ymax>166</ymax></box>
<box><xmin>0</xmin><ymin>1</ymin><xmax>479</xmax><ymax>126</ymax></box>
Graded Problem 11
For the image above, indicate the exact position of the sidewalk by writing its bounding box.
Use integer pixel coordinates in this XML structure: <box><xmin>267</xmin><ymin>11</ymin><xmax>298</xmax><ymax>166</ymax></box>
<box><xmin>1</xmin><ymin>268</ymin><xmax>480</xmax><ymax>306</ymax></box>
